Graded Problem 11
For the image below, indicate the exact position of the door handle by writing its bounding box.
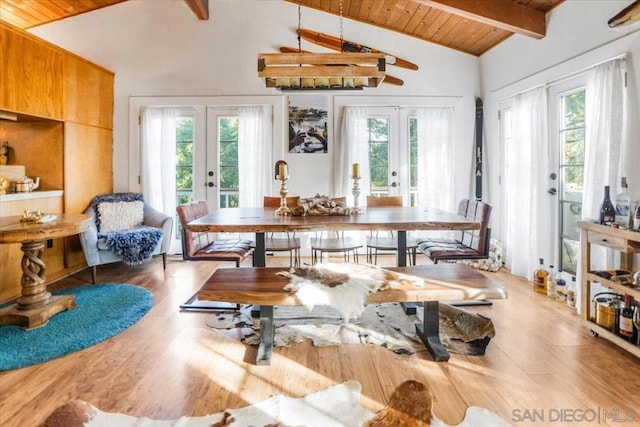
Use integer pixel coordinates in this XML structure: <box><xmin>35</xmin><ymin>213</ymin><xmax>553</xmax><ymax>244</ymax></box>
<box><xmin>391</xmin><ymin>182</ymin><xmax>398</xmax><ymax>188</ymax></box>
<box><xmin>548</xmin><ymin>187</ymin><xmax>557</xmax><ymax>195</ymax></box>
<box><xmin>207</xmin><ymin>182</ymin><xmax>216</xmax><ymax>187</ymax></box>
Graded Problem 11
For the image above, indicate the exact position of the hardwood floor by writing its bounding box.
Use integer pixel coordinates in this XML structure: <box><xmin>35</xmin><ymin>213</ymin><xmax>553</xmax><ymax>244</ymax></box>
<box><xmin>1</xmin><ymin>255</ymin><xmax>639</xmax><ymax>426</ymax></box>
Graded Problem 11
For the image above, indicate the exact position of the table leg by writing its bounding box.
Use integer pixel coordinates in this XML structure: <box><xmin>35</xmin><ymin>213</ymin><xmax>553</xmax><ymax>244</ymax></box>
<box><xmin>397</xmin><ymin>230</ymin><xmax>407</xmax><ymax>267</ymax></box>
<box><xmin>254</xmin><ymin>232</ymin><xmax>266</xmax><ymax>267</ymax></box>
<box><xmin>415</xmin><ymin>301</ymin><xmax>450</xmax><ymax>362</ymax></box>
<box><xmin>251</xmin><ymin>232</ymin><xmax>266</xmax><ymax>318</ymax></box>
<box><xmin>256</xmin><ymin>305</ymin><xmax>274</xmax><ymax>365</ymax></box>
<box><xmin>398</xmin><ymin>230</ymin><xmax>418</xmax><ymax>314</ymax></box>
<box><xmin>0</xmin><ymin>239</ymin><xmax>77</xmax><ymax>330</ymax></box>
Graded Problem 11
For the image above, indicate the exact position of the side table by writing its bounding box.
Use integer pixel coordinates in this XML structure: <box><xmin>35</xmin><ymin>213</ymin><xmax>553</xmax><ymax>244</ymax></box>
<box><xmin>0</xmin><ymin>213</ymin><xmax>91</xmax><ymax>329</ymax></box>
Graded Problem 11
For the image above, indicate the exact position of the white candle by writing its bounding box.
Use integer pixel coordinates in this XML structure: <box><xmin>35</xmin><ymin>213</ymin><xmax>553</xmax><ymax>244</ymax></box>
<box><xmin>352</xmin><ymin>163</ymin><xmax>360</xmax><ymax>178</ymax></box>
<box><xmin>279</xmin><ymin>163</ymin><xmax>288</xmax><ymax>178</ymax></box>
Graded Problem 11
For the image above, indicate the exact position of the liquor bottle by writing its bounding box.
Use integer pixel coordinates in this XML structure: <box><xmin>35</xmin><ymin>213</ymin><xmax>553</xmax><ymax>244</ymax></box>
<box><xmin>566</xmin><ymin>276</ymin><xmax>576</xmax><ymax>309</ymax></box>
<box><xmin>547</xmin><ymin>265</ymin><xmax>557</xmax><ymax>298</ymax></box>
<box><xmin>533</xmin><ymin>258</ymin><xmax>548</xmax><ymax>294</ymax></box>
<box><xmin>634</xmin><ymin>201</ymin><xmax>640</xmax><ymax>231</ymax></box>
<box><xmin>615</xmin><ymin>177</ymin><xmax>631</xmax><ymax>227</ymax></box>
<box><xmin>599</xmin><ymin>185</ymin><xmax>615</xmax><ymax>225</ymax></box>
<box><xmin>619</xmin><ymin>295</ymin><xmax>637</xmax><ymax>343</ymax></box>
<box><xmin>555</xmin><ymin>268</ymin><xmax>567</xmax><ymax>302</ymax></box>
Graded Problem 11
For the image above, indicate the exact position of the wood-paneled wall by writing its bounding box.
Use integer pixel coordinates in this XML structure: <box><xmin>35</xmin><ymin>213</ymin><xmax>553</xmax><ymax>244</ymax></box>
<box><xmin>0</xmin><ymin>24</ymin><xmax>64</xmax><ymax>120</ymax></box>
<box><xmin>0</xmin><ymin>21</ymin><xmax>114</xmax><ymax>302</ymax></box>
<box><xmin>64</xmin><ymin>55</ymin><xmax>114</xmax><ymax>129</ymax></box>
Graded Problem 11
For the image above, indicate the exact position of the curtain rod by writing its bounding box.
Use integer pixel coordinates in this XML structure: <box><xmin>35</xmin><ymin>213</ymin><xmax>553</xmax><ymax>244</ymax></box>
<box><xmin>492</xmin><ymin>26</ymin><xmax>639</xmax><ymax>98</ymax></box>
<box><xmin>496</xmin><ymin>53</ymin><xmax>627</xmax><ymax>102</ymax></box>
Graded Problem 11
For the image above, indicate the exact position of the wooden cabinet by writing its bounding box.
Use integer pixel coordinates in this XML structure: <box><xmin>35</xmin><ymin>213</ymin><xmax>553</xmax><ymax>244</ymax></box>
<box><xmin>0</xmin><ymin>22</ymin><xmax>113</xmax><ymax>301</ymax></box>
<box><xmin>579</xmin><ymin>220</ymin><xmax>640</xmax><ymax>357</ymax></box>
<box><xmin>64</xmin><ymin>122</ymin><xmax>113</xmax><ymax>214</ymax></box>
<box><xmin>64</xmin><ymin>55</ymin><xmax>114</xmax><ymax>128</ymax></box>
<box><xmin>0</xmin><ymin>23</ymin><xmax>64</xmax><ymax>120</ymax></box>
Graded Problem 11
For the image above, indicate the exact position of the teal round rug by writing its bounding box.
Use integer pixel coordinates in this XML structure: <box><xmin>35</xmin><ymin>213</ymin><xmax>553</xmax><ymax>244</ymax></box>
<box><xmin>0</xmin><ymin>284</ymin><xmax>153</xmax><ymax>371</ymax></box>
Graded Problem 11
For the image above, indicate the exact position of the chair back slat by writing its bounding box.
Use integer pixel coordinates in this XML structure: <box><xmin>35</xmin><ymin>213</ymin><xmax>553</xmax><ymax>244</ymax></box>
<box><xmin>176</xmin><ymin>200</ymin><xmax>211</xmax><ymax>258</ymax></box>
<box><xmin>457</xmin><ymin>199</ymin><xmax>492</xmax><ymax>252</ymax></box>
<box><xmin>366</xmin><ymin>195</ymin><xmax>403</xmax><ymax>207</ymax></box>
<box><xmin>263</xmin><ymin>196</ymin><xmax>300</xmax><ymax>208</ymax></box>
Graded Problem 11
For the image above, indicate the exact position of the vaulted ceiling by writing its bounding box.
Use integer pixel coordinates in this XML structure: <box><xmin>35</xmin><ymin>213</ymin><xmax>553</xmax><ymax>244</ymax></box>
<box><xmin>0</xmin><ymin>0</ymin><xmax>564</xmax><ymax>56</ymax></box>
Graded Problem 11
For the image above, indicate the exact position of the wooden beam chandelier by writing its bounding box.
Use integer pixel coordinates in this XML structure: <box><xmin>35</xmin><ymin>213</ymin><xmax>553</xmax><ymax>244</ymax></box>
<box><xmin>258</xmin><ymin>0</ymin><xmax>386</xmax><ymax>90</ymax></box>
<box><xmin>257</xmin><ymin>52</ymin><xmax>385</xmax><ymax>90</ymax></box>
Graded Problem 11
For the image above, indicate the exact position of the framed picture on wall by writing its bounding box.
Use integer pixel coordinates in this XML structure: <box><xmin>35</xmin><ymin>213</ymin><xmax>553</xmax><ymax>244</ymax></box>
<box><xmin>288</xmin><ymin>95</ymin><xmax>328</xmax><ymax>154</ymax></box>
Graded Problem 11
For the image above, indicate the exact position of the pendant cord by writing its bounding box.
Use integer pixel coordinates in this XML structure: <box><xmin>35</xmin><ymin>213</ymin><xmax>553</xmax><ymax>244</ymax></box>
<box><xmin>297</xmin><ymin>3</ymin><xmax>302</xmax><ymax>53</ymax></box>
<box><xmin>339</xmin><ymin>0</ymin><xmax>344</xmax><ymax>52</ymax></box>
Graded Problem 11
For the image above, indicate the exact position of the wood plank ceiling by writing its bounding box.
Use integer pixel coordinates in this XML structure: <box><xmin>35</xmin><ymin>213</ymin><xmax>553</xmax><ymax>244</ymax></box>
<box><xmin>286</xmin><ymin>0</ymin><xmax>565</xmax><ymax>56</ymax></box>
<box><xmin>0</xmin><ymin>0</ymin><xmax>564</xmax><ymax>57</ymax></box>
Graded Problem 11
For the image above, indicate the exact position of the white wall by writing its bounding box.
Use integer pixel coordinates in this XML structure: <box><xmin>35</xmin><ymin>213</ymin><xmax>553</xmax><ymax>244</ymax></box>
<box><xmin>480</xmin><ymin>0</ymin><xmax>640</xmax><ymax>242</ymax></box>
<box><xmin>30</xmin><ymin>0</ymin><xmax>480</xmax><ymax>198</ymax></box>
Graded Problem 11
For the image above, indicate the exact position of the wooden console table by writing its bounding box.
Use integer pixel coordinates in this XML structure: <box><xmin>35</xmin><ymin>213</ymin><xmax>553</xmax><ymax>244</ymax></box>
<box><xmin>0</xmin><ymin>213</ymin><xmax>91</xmax><ymax>330</ymax></box>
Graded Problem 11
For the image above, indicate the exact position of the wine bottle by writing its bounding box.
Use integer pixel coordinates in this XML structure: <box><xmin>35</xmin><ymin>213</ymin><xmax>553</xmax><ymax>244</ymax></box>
<box><xmin>634</xmin><ymin>202</ymin><xmax>640</xmax><ymax>231</ymax></box>
<box><xmin>547</xmin><ymin>265</ymin><xmax>557</xmax><ymax>298</ymax></box>
<box><xmin>615</xmin><ymin>177</ymin><xmax>631</xmax><ymax>227</ymax></box>
<box><xmin>555</xmin><ymin>268</ymin><xmax>567</xmax><ymax>302</ymax></box>
<box><xmin>533</xmin><ymin>258</ymin><xmax>548</xmax><ymax>294</ymax></box>
<box><xmin>599</xmin><ymin>185</ymin><xmax>615</xmax><ymax>225</ymax></box>
<box><xmin>619</xmin><ymin>295</ymin><xmax>637</xmax><ymax>343</ymax></box>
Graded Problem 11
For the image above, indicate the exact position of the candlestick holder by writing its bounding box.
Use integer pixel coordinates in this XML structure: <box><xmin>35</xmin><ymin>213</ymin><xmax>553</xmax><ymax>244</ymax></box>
<box><xmin>275</xmin><ymin>173</ymin><xmax>291</xmax><ymax>216</ymax></box>
<box><xmin>350</xmin><ymin>175</ymin><xmax>364</xmax><ymax>215</ymax></box>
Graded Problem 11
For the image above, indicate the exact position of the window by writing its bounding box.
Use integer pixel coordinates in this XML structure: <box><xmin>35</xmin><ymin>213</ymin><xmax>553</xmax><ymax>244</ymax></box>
<box><xmin>367</xmin><ymin>117</ymin><xmax>389</xmax><ymax>196</ymax></box>
<box><xmin>408</xmin><ymin>117</ymin><xmax>418</xmax><ymax>207</ymax></box>
<box><xmin>176</xmin><ymin>116</ymin><xmax>194</xmax><ymax>206</ymax></box>
<box><xmin>218</xmin><ymin>117</ymin><xmax>239</xmax><ymax>208</ymax></box>
<box><xmin>557</xmin><ymin>88</ymin><xmax>585</xmax><ymax>274</ymax></box>
<box><xmin>175</xmin><ymin>115</ymin><xmax>194</xmax><ymax>239</ymax></box>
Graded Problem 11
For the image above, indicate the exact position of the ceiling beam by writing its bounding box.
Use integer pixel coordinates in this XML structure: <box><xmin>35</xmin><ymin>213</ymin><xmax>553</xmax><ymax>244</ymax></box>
<box><xmin>414</xmin><ymin>0</ymin><xmax>546</xmax><ymax>39</ymax></box>
<box><xmin>184</xmin><ymin>0</ymin><xmax>209</xmax><ymax>20</ymax></box>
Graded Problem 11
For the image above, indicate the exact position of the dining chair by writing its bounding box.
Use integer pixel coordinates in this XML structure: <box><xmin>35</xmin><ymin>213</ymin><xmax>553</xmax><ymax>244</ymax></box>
<box><xmin>309</xmin><ymin>196</ymin><xmax>363</xmax><ymax>264</ymax></box>
<box><xmin>416</xmin><ymin>199</ymin><xmax>492</xmax><ymax>265</ymax></box>
<box><xmin>365</xmin><ymin>195</ymin><xmax>420</xmax><ymax>265</ymax></box>
<box><xmin>176</xmin><ymin>200</ymin><xmax>254</xmax><ymax>311</ymax></box>
<box><xmin>263</xmin><ymin>196</ymin><xmax>302</xmax><ymax>267</ymax></box>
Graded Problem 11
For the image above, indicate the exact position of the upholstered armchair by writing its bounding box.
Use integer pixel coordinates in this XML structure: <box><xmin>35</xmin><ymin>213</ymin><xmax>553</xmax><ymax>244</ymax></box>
<box><xmin>80</xmin><ymin>193</ymin><xmax>173</xmax><ymax>283</ymax></box>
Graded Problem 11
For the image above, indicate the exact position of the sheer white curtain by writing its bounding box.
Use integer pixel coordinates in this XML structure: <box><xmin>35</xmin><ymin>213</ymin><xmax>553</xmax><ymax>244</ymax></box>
<box><xmin>580</xmin><ymin>58</ymin><xmax>626</xmax><ymax>277</ymax></box>
<box><xmin>415</xmin><ymin>107</ymin><xmax>455</xmax><ymax>211</ymax></box>
<box><xmin>504</xmin><ymin>87</ymin><xmax>549</xmax><ymax>279</ymax></box>
<box><xmin>333</xmin><ymin>106</ymin><xmax>368</xmax><ymax>203</ymax></box>
<box><xmin>140</xmin><ymin>107</ymin><xmax>177</xmax><ymax>216</ymax></box>
<box><xmin>238</xmin><ymin>106</ymin><xmax>272</xmax><ymax>207</ymax></box>
<box><xmin>582</xmin><ymin>58</ymin><xmax>626</xmax><ymax>223</ymax></box>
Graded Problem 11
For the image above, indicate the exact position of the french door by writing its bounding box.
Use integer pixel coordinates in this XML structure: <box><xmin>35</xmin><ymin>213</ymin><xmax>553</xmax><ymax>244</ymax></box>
<box><xmin>206</xmin><ymin>108</ymin><xmax>240</xmax><ymax>209</ymax></box>
<box><xmin>499</xmin><ymin>77</ymin><xmax>586</xmax><ymax>275</ymax></box>
<box><xmin>549</xmin><ymin>78</ymin><xmax>586</xmax><ymax>275</ymax></box>
<box><xmin>365</xmin><ymin>107</ymin><xmax>417</xmax><ymax>205</ymax></box>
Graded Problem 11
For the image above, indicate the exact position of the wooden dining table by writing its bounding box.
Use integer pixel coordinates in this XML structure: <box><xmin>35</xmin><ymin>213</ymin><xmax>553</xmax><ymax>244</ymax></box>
<box><xmin>186</xmin><ymin>205</ymin><xmax>500</xmax><ymax>362</ymax></box>
<box><xmin>186</xmin><ymin>206</ymin><xmax>481</xmax><ymax>268</ymax></box>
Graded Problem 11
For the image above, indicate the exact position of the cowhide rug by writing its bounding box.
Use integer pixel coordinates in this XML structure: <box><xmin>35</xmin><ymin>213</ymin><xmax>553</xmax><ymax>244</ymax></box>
<box><xmin>279</xmin><ymin>263</ymin><xmax>425</xmax><ymax>322</ymax></box>
<box><xmin>206</xmin><ymin>302</ymin><xmax>495</xmax><ymax>356</ymax></box>
<box><xmin>43</xmin><ymin>380</ymin><xmax>512</xmax><ymax>427</ymax></box>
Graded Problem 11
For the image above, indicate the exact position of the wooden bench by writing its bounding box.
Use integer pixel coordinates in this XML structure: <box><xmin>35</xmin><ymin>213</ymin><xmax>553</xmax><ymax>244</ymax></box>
<box><xmin>198</xmin><ymin>263</ymin><xmax>507</xmax><ymax>365</ymax></box>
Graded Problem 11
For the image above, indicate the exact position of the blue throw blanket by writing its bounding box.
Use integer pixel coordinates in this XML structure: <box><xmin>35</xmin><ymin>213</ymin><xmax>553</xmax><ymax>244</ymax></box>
<box><xmin>98</xmin><ymin>227</ymin><xmax>163</xmax><ymax>265</ymax></box>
